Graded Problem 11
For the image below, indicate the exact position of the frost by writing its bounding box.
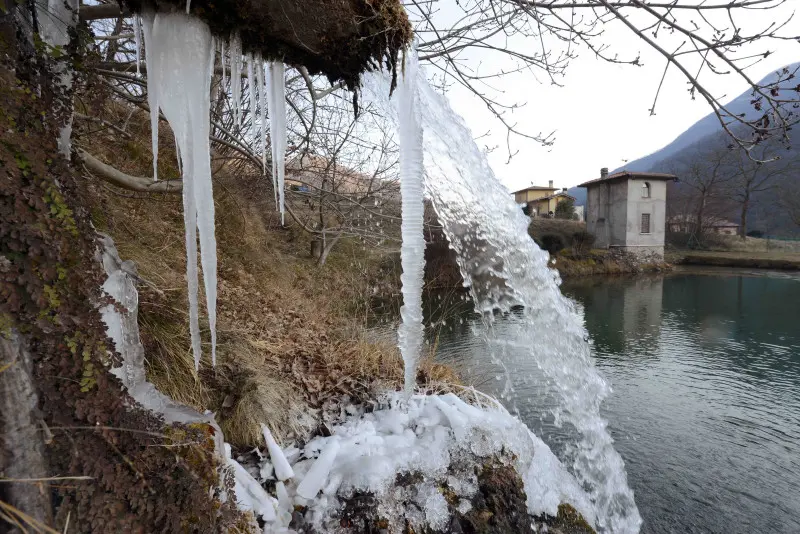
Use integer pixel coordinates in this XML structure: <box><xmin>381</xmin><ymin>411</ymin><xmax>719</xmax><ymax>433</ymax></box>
<box><xmin>142</xmin><ymin>11</ymin><xmax>217</xmax><ymax>369</ymax></box>
<box><xmin>395</xmin><ymin>49</ymin><xmax>425</xmax><ymax>397</ymax></box>
<box><xmin>261</xmin><ymin>424</ymin><xmax>295</xmax><ymax>481</ymax></box>
<box><xmin>266</xmin><ymin>62</ymin><xmax>286</xmax><ymax>224</ymax></box>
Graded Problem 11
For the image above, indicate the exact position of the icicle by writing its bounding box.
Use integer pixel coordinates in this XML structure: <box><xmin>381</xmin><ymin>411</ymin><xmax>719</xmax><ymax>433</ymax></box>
<box><xmin>140</xmin><ymin>11</ymin><xmax>159</xmax><ymax>182</ymax></box>
<box><xmin>265</xmin><ymin>62</ymin><xmax>278</xmax><ymax>207</ymax></box>
<box><xmin>267</xmin><ymin>62</ymin><xmax>286</xmax><ymax>225</ymax></box>
<box><xmin>141</xmin><ymin>11</ymin><xmax>218</xmax><ymax>369</ymax></box>
<box><xmin>208</xmin><ymin>36</ymin><xmax>216</xmax><ymax>107</ymax></box>
<box><xmin>247</xmin><ymin>55</ymin><xmax>256</xmax><ymax>141</ymax></box>
<box><xmin>133</xmin><ymin>15</ymin><xmax>141</xmax><ymax>77</ymax></box>
<box><xmin>221</xmin><ymin>39</ymin><xmax>227</xmax><ymax>98</ymax></box>
<box><xmin>185</xmin><ymin>0</ymin><xmax>191</xmax><ymax>13</ymax></box>
<box><xmin>230</xmin><ymin>33</ymin><xmax>242</xmax><ymax>128</ymax></box>
<box><xmin>395</xmin><ymin>49</ymin><xmax>425</xmax><ymax>397</ymax></box>
<box><xmin>261</xmin><ymin>424</ymin><xmax>295</xmax><ymax>481</ymax></box>
<box><xmin>174</xmin><ymin>134</ymin><xmax>182</xmax><ymax>176</ymax></box>
<box><xmin>256</xmin><ymin>58</ymin><xmax>266</xmax><ymax>174</ymax></box>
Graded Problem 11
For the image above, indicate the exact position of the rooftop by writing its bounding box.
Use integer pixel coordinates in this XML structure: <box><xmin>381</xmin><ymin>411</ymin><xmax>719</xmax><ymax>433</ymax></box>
<box><xmin>578</xmin><ymin>171</ymin><xmax>677</xmax><ymax>188</ymax></box>
<box><xmin>512</xmin><ymin>185</ymin><xmax>559</xmax><ymax>194</ymax></box>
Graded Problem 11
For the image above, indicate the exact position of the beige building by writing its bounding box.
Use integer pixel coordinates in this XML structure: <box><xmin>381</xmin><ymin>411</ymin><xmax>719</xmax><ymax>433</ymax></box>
<box><xmin>513</xmin><ymin>180</ymin><xmax>575</xmax><ymax>217</ymax></box>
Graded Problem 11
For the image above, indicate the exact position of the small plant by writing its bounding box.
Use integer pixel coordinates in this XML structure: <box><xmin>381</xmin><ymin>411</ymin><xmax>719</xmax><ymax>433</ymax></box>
<box><xmin>571</xmin><ymin>230</ymin><xmax>596</xmax><ymax>258</ymax></box>
<box><xmin>539</xmin><ymin>233</ymin><xmax>566</xmax><ymax>254</ymax></box>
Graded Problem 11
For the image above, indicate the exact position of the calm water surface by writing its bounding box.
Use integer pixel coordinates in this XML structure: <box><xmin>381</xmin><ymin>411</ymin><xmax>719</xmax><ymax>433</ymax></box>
<box><xmin>412</xmin><ymin>271</ymin><xmax>800</xmax><ymax>534</ymax></box>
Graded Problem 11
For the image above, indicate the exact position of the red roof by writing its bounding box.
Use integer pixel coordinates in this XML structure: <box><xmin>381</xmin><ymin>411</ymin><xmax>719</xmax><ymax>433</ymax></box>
<box><xmin>578</xmin><ymin>171</ymin><xmax>676</xmax><ymax>188</ymax></box>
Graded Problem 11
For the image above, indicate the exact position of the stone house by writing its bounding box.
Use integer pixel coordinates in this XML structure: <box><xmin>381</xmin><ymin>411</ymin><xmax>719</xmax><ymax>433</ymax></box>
<box><xmin>579</xmin><ymin>168</ymin><xmax>676</xmax><ymax>257</ymax></box>
<box><xmin>513</xmin><ymin>181</ymin><xmax>575</xmax><ymax>217</ymax></box>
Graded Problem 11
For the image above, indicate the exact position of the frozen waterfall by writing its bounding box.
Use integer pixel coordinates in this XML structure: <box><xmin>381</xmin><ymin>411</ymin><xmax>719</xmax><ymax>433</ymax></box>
<box><xmin>361</xmin><ymin>52</ymin><xmax>643</xmax><ymax>532</ymax></box>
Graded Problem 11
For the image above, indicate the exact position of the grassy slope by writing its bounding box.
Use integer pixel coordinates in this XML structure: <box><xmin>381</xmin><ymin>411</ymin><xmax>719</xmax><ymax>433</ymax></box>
<box><xmin>82</xmin><ymin>110</ymin><xmax>456</xmax><ymax>448</ymax></box>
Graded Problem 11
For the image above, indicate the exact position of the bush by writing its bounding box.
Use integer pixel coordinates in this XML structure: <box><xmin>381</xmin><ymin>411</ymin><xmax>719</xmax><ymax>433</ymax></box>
<box><xmin>539</xmin><ymin>233</ymin><xmax>566</xmax><ymax>254</ymax></box>
<box><xmin>747</xmin><ymin>230</ymin><xmax>764</xmax><ymax>238</ymax></box>
<box><xmin>571</xmin><ymin>230</ymin><xmax>596</xmax><ymax>257</ymax></box>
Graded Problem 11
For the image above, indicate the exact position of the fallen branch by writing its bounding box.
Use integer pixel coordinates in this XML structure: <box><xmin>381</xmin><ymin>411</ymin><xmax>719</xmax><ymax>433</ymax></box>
<box><xmin>78</xmin><ymin>150</ymin><xmax>182</xmax><ymax>193</ymax></box>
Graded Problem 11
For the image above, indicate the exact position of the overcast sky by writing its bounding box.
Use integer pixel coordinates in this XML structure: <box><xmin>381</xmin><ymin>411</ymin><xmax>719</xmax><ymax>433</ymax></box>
<box><xmin>424</xmin><ymin>3</ymin><xmax>800</xmax><ymax>192</ymax></box>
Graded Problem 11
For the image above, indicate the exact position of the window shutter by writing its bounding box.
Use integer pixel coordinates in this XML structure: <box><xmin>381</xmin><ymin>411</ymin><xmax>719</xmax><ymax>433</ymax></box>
<box><xmin>641</xmin><ymin>213</ymin><xmax>651</xmax><ymax>233</ymax></box>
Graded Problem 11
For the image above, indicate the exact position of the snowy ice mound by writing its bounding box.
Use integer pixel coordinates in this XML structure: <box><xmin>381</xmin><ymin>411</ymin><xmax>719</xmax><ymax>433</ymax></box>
<box><xmin>257</xmin><ymin>391</ymin><xmax>595</xmax><ymax>533</ymax></box>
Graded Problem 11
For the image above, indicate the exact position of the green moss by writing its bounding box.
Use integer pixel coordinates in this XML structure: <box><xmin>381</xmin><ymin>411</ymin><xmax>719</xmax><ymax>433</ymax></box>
<box><xmin>0</xmin><ymin>312</ymin><xmax>13</xmax><ymax>339</ymax></box>
<box><xmin>43</xmin><ymin>185</ymin><xmax>79</xmax><ymax>236</ymax></box>
<box><xmin>554</xmin><ymin>503</ymin><xmax>596</xmax><ymax>534</ymax></box>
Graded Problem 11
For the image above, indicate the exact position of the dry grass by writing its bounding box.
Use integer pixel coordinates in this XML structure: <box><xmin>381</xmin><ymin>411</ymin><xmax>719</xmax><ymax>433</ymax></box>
<box><xmin>80</xmin><ymin>107</ymin><xmax>459</xmax><ymax>448</ymax></box>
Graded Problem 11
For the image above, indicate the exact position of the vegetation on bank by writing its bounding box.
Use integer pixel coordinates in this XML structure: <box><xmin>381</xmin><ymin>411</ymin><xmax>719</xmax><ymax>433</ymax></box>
<box><xmin>666</xmin><ymin>234</ymin><xmax>800</xmax><ymax>270</ymax></box>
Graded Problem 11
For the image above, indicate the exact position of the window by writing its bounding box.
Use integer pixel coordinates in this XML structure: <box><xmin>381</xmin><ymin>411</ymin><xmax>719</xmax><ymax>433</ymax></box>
<box><xmin>641</xmin><ymin>213</ymin><xmax>651</xmax><ymax>234</ymax></box>
<box><xmin>642</xmin><ymin>182</ymin><xmax>651</xmax><ymax>198</ymax></box>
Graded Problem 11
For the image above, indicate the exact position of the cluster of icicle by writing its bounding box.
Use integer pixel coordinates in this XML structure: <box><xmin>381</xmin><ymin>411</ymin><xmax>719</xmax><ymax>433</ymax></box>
<box><xmin>138</xmin><ymin>11</ymin><xmax>288</xmax><ymax>370</ymax></box>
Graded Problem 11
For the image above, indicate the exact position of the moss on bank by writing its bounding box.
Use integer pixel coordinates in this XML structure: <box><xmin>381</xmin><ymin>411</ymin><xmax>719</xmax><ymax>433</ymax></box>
<box><xmin>552</xmin><ymin>249</ymin><xmax>672</xmax><ymax>279</ymax></box>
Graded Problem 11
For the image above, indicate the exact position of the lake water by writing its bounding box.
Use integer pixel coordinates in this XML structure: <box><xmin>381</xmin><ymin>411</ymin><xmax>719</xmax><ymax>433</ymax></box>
<box><xmin>394</xmin><ymin>270</ymin><xmax>800</xmax><ymax>533</ymax></box>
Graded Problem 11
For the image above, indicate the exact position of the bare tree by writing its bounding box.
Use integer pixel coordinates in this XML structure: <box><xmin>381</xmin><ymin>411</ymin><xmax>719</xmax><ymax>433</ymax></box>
<box><xmin>727</xmin><ymin>142</ymin><xmax>800</xmax><ymax>238</ymax></box>
<box><xmin>666</xmin><ymin>134</ymin><xmax>737</xmax><ymax>245</ymax></box>
<box><xmin>286</xmin><ymin>96</ymin><xmax>401</xmax><ymax>265</ymax></box>
<box><xmin>410</xmin><ymin>0</ymin><xmax>800</xmax><ymax>160</ymax></box>
<box><xmin>779</xmin><ymin>180</ymin><xmax>800</xmax><ymax>227</ymax></box>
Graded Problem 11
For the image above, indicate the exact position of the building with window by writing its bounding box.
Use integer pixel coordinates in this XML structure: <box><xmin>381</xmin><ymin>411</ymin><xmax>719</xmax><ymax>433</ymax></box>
<box><xmin>512</xmin><ymin>181</ymin><xmax>574</xmax><ymax>217</ymax></box>
<box><xmin>578</xmin><ymin>168</ymin><xmax>676</xmax><ymax>257</ymax></box>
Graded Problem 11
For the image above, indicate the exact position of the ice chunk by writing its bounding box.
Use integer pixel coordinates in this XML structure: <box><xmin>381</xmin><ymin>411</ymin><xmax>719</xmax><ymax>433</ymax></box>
<box><xmin>261</xmin><ymin>424</ymin><xmax>295</xmax><ymax>481</ymax></box>
<box><xmin>295</xmin><ymin>439</ymin><xmax>340</xmax><ymax>500</ymax></box>
<box><xmin>225</xmin><ymin>444</ymin><xmax>277</xmax><ymax>522</ymax></box>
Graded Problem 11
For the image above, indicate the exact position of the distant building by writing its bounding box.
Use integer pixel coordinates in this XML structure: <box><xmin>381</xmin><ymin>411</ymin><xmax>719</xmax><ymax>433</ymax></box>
<box><xmin>579</xmin><ymin>168</ymin><xmax>676</xmax><ymax>257</ymax></box>
<box><xmin>667</xmin><ymin>215</ymin><xmax>740</xmax><ymax>236</ymax></box>
<box><xmin>513</xmin><ymin>181</ymin><xmax>575</xmax><ymax>217</ymax></box>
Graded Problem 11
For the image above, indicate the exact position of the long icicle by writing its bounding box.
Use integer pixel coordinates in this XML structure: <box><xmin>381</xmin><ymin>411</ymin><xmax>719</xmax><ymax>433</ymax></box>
<box><xmin>141</xmin><ymin>11</ymin><xmax>217</xmax><ymax>369</ymax></box>
<box><xmin>268</xmin><ymin>62</ymin><xmax>286</xmax><ymax>224</ymax></box>
<box><xmin>230</xmin><ymin>34</ymin><xmax>242</xmax><ymax>129</ymax></box>
<box><xmin>133</xmin><ymin>15</ymin><xmax>141</xmax><ymax>77</ymax></box>
<box><xmin>256</xmin><ymin>56</ymin><xmax>266</xmax><ymax>175</ymax></box>
<box><xmin>140</xmin><ymin>11</ymin><xmax>159</xmax><ymax>182</ymax></box>
<box><xmin>265</xmin><ymin>62</ymin><xmax>277</xmax><ymax>208</ymax></box>
<box><xmin>221</xmin><ymin>38</ymin><xmax>227</xmax><ymax>100</ymax></box>
<box><xmin>247</xmin><ymin>54</ymin><xmax>256</xmax><ymax>143</ymax></box>
<box><xmin>395</xmin><ymin>49</ymin><xmax>425</xmax><ymax>397</ymax></box>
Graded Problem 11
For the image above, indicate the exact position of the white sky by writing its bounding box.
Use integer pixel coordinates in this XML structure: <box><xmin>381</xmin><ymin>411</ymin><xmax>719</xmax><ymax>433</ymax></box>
<box><xmin>423</xmin><ymin>3</ymin><xmax>800</xmax><ymax>191</ymax></box>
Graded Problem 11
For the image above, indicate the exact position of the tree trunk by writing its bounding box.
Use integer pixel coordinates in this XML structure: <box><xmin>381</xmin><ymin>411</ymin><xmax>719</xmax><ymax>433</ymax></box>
<box><xmin>0</xmin><ymin>331</ymin><xmax>53</xmax><ymax>528</ymax></box>
<box><xmin>739</xmin><ymin>192</ymin><xmax>750</xmax><ymax>240</ymax></box>
<box><xmin>318</xmin><ymin>232</ymin><xmax>343</xmax><ymax>266</ymax></box>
